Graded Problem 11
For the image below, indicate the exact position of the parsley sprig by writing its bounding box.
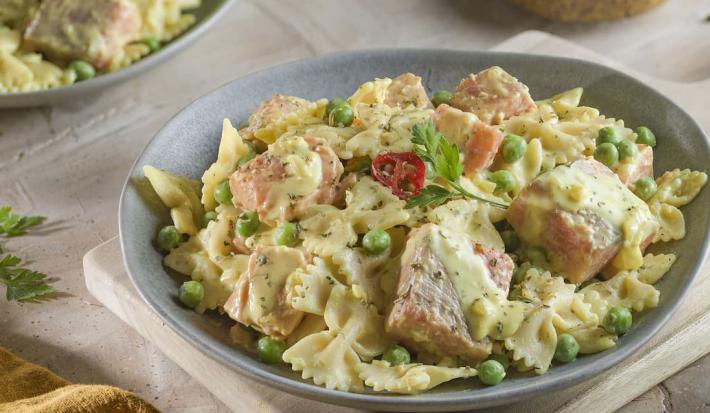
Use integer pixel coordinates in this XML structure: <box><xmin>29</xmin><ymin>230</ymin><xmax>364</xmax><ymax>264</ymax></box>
<box><xmin>407</xmin><ymin>121</ymin><xmax>509</xmax><ymax>209</ymax></box>
<box><xmin>0</xmin><ymin>206</ymin><xmax>46</xmax><ymax>236</ymax></box>
<box><xmin>0</xmin><ymin>206</ymin><xmax>53</xmax><ymax>302</ymax></box>
<box><xmin>0</xmin><ymin>253</ymin><xmax>54</xmax><ymax>301</ymax></box>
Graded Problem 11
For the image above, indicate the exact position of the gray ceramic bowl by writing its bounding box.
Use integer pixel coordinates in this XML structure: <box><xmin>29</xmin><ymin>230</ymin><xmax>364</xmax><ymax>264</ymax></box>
<box><xmin>0</xmin><ymin>0</ymin><xmax>235</xmax><ymax>109</ymax></box>
<box><xmin>119</xmin><ymin>49</ymin><xmax>710</xmax><ymax>412</ymax></box>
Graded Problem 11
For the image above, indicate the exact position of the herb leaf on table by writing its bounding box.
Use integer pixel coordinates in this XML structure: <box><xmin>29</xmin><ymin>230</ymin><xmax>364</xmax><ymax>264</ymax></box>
<box><xmin>0</xmin><ymin>206</ymin><xmax>53</xmax><ymax>302</ymax></box>
<box><xmin>0</xmin><ymin>206</ymin><xmax>46</xmax><ymax>236</ymax></box>
<box><xmin>0</xmin><ymin>254</ymin><xmax>54</xmax><ymax>301</ymax></box>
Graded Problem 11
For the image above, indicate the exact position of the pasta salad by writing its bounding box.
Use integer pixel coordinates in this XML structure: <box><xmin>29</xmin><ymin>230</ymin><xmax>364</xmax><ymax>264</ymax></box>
<box><xmin>144</xmin><ymin>67</ymin><xmax>707</xmax><ymax>394</ymax></box>
<box><xmin>0</xmin><ymin>0</ymin><xmax>200</xmax><ymax>93</ymax></box>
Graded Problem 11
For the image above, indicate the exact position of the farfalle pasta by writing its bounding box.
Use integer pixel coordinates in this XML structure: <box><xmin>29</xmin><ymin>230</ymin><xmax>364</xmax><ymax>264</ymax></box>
<box><xmin>144</xmin><ymin>66</ymin><xmax>707</xmax><ymax>394</ymax></box>
<box><xmin>0</xmin><ymin>0</ymin><xmax>201</xmax><ymax>94</ymax></box>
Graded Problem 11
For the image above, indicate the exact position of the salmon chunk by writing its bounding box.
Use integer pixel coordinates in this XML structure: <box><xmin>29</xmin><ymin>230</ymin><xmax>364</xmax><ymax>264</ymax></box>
<box><xmin>615</xmin><ymin>144</ymin><xmax>654</xmax><ymax>187</ymax></box>
<box><xmin>450</xmin><ymin>66</ymin><xmax>535</xmax><ymax>125</ymax></box>
<box><xmin>229</xmin><ymin>135</ymin><xmax>343</xmax><ymax>225</ymax></box>
<box><xmin>223</xmin><ymin>246</ymin><xmax>305</xmax><ymax>339</ymax></box>
<box><xmin>506</xmin><ymin>159</ymin><xmax>658</xmax><ymax>284</ymax></box>
<box><xmin>242</xmin><ymin>94</ymin><xmax>311</xmax><ymax>140</ymax></box>
<box><xmin>432</xmin><ymin>104</ymin><xmax>504</xmax><ymax>175</ymax></box>
<box><xmin>23</xmin><ymin>0</ymin><xmax>142</xmax><ymax>69</ymax></box>
<box><xmin>385</xmin><ymin>224</ymin><xmax>514</xmax><ymax>363</ymax></box>
<box><xmin>384</xmin><ymin>72</ymin><xmax>434</xmax><ymax>109</ymax></box>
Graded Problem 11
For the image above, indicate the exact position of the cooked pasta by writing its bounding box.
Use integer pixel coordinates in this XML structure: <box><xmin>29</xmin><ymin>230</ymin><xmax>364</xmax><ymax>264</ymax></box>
<box><xmin>0</xmin><ymin>0</ymin><xmax>200</xmax><ymax>94</ymax></box>
<box><xmin>144</xmin><ymin>66</ymin><xmax>707</xmax><ymax>394</ymax></box>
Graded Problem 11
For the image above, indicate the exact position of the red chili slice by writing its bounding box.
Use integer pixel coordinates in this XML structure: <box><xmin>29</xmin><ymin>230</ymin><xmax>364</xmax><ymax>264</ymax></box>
<box><xmin>371</xmin><ymin>152</ymin><xmax>425</xmax><ymax>199</ymax></box>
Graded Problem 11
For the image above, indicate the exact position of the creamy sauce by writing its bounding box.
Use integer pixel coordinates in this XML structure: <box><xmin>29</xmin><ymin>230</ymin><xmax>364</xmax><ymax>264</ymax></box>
<box><xmin>247</xmin><ymin>246</ymin><xmax>305</xmax><ymax>319</ymax></box>
<box><xmin>518</xmin><ymin>162</ymin><xmax>658</xmax><ymax>272</ymax></box>
<box><xmin>420</xmin><ymin>225</ymin><xmax>524</xmax><ymax>340</ymax></box>
<box><xmin>264</xmin><ymin>135</ymin><xmax>323</xmax><ymax>223</ymax></box>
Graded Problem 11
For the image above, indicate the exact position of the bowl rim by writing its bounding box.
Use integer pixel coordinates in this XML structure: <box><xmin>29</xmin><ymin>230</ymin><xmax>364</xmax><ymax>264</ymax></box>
<box><xmin>0</xmin><ymin>0</ymin><xmax>237</xmax><ymax>106</ymax></box>
<box><xmin>118</xmin><ymin>48</ymin><xmax>710</xmax><ymax>411</ymax></box>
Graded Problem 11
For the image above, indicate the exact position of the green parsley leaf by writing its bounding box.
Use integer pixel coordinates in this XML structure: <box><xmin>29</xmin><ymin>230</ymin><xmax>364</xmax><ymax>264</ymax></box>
<box><xmin>406</xmin><ymin>185</ymin><xmax>453</xmax><ymax>209</ymax></box>
<box><xmin>0</xmin><ymin>206</ymin><xmax>46</xmax><ymax>237</ymax></box>
<box><xmin>408</xmin><ymin>121</ymin><xmax>509</xmax><ymax>210</ymax></box>
<box><xmin>0</xmin><ymin>254</ymin><xmax>55</xmax><ymax>301</ymax></box>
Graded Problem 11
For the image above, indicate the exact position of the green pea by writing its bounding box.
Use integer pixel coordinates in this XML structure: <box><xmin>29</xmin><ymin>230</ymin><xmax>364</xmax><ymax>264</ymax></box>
<box><xmin>69</xmin><ymin>60</ymin><xmax>96</xmax><ymax>82</ymax></box>
<box><xmin>635</xmin><ymin>126</ymin><xmax>656</xmax><ymax>147</ymax></box>
<box><xmin>617</xmin><ymin>140</ymin><xmax>638</xmax><ymax>162</ymax></box>
<box><xmin>431</xmin><ymin>90</ymin><xmax>452</xmax><ymax>107</ymax></box>
<box><xmin>478</xmin><ymin>359</ymin><xmax>506</xmax><ymax>386</ymax></box>
<box><xmin>329</xmin><ymin>104</ymin><xmax>354</xmax><ymax>127</ymax></box>
<box><xmin>382</xmin><ymin>345</ymin><xmax>411</xmax><ymax>366</ymax></box>
<box><xmin>143</xmin><ymin>36</ymin><xmax>161</xmax><ymax>53</ymax></box>
<box><xmin>633</xmin><ymin>176</ymin><xmax>658</xmax><ymax>201</ymax></box>
<box><xmin>156</xmin><ymin>225</ymin><xmax>180</xmax><ymax>252</ymax></box>
<box><xmin>276</xmin><ymin>222</ymin><xmax>299</xmax><ymax>246</ymax></box>
<box><xmin>594</xmin><ymin>142</ymin><xmax>619</xmax><ymax>168</ymax></box>
<box><xmin>257</xmin><ymin>336</ymin><xmax>286</xmax><ymax>364</ymax></box>
<box><xmin>237</xmin><ymin>143</ymin><xmax>257</xmax><ymax>167</ymax></box>
<box><xmin>362</xmin><ymin>229</ymin><xmax>390</xmax><ymax>254</ymax></box>
<box><xmin>325</xmin><ymin>98</ymin><xmax>347</xmax><ymax>117</ymax></box>
<box><xmin>602</xmin><ymin>305</ymin><xmax>633</xmax><ymax>335</ymax></box>
<box><xmin>525</xmin><ymin>246</ymin><xmax>547</xmax><ymax>266</ymax></box>
<box><xmin>501</xmin><ymin>230</ymin><xmax>520</xmax><ymax>252</ymax></box>
<box><xmin>554</xmin><ymin>333</ymin><xmax>580</xmax><ymax>363</ymax></box>
<box><xmin>501</xmin><ymin>134</ymin><xmax>527</xmax><ymax>164</ymax></box>
<box><xmin>345</xmin><ymin>157</ymin><xmax>372</xmax><ymax>174</ymax></box>
<box><xmin>178</xmin><ymin>280</ymin><xmax>204</xmax><ymax>308</ymax></box>
<box><xmin>486</xmin><ymin>353</ymin><xmax>510</xmax><ymax>370</ymax></box>
<box><xmin>202</xmin><ymin>211</ymin><xmax>218</xmax><ymax>228</ymax></box>
<box><xmin>597</xmin><ymin>126</ymin><xmax>622</xmax><ymax>146</ymax></box>
<box><xmin>236</xmin><ymin>211</ymin><xmax>260</xmax><ymax>238</ymax></box>
<box><xmin>214</xmin><ymin>179</ymin><xmax>233</xmax><ymax>205</ymax></box>
<box><xmin>489</xmin><ymin>170</ymin><xmax>515</xmax><ymax>193</ymax></box>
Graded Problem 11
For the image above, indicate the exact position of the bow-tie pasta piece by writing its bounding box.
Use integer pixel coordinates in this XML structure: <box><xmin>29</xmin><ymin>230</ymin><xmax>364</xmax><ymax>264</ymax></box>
<box><xmin>637</xmin><ymin>254</ymin><xmax>676</xmax><ymax>285</ymax></box>
<box><xmin>253</xmin><ymin>99</ymin><xmax>328</xmax><ymax>144</ymax></box>
<box><xmin>144</xmin><ymin>165</ymin><xmax>204</xmax><ymax>235</ymax></box>
<box><xmin>282</xmin><ymin>331</ymin><xmax>364</xmax><ymax>392</ymax></box>
<box><xmin>164</xmin><ymin>236</ymin><xmax>228</xmax><ymax>312</ymax></box>
<box><xmin>357</xmin><ymin>360</ymin><xmax>477</xmax><ymax>394</ymax></box>
<box><xmin>324</xmin><ymin>285</ymin><xmax>390</xmax><ymax>360</ymax></box>
<box><xmin>287</xmin><ymin>314</ymin><xmax>327</xmax><ymax>347</ymax></box>
<box><xmin>505</xmin><ymin>307</ymin><xmax>557</xmax><ymax>374</ymax></box>
<box><xmin>346</xmin><ymin>105</ymin><xmax>433</xmax><ymax>159</ymax></box>
<box><xmin>299</xmin><ymin>205</ymin><xmax>359</xmax><ymax>257</ymax></box>
<box><xmin>566</xmin><ymin>326</ymin><xmax>616</xmax><ymax>354</ymax></box>
<box><xmin>201</xmin><ymin>119</ymin><xmax>251</xmax><ymax>210</ymax></box>
<box><xmin>649</xmin><ymin>202</ymin><xmax>685</xmax><ymax>242</ymax></box>
<box><xmin>427</xmin><ymin>199</ymin><xmax>504</xmax><ymax>250</ymax></box>
<box><xmin>517</xmin><ymin>268</ymin><xmax>599</xmax><ymax>332</ymax></box>
<box><xmin>580</xmin><ymin>271</ymin><xmax>659</xmax><ymax>321</ymax></box>
<box><xmin>652</xmin><ymin>169</ymin><xmax>708</xmax><ymax>208</ymax></box>
<box><xmin>286</xmin><ymin>257</ymin><xmax>343</xmax><ymax>315</ymax></box>
<box><xmin>280</xmin><ymin>124</ymin><xmax>358</xmax><ymax>159</ymax></box>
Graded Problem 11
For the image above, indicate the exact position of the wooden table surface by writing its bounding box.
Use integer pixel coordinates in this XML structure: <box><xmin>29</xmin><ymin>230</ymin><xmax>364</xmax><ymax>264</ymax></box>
<box><xmin>2</xmin><ymin>1</ymin><xmax>709</xmax><ymax>412</ymax></box>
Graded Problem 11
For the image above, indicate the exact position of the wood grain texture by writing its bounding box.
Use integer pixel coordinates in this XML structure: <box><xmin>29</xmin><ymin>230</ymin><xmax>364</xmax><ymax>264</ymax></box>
<box><xmin>3</xmin><ymin>1</ymin><xmax>710</xmax><ymax>412</ymax></box>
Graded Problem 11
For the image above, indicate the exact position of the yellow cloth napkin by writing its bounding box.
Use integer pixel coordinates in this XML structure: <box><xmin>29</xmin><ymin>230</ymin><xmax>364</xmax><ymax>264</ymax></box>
<box><xmin>0</xmin><ymin>346</ymin><xmax>159</xmax><ymax>413</ymax></box>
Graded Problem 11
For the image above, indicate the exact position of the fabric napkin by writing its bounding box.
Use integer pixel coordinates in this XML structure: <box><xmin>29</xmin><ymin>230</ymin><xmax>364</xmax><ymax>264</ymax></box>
<box><xmin>0</xmin><ymin>346</ymin><xmax>158</xmax><ymax>413</ymax></box>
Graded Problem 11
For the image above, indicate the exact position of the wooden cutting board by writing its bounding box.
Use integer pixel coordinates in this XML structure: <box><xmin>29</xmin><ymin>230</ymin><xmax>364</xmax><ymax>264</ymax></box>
<box><xmin>83</xmin><ymin>31</ymin><xmax>710</xmax><ymax>413</ymax></box>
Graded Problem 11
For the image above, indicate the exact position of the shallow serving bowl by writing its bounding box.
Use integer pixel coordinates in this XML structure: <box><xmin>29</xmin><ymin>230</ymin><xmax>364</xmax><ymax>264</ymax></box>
<box><xmin>119</xmin><ymin>49</ymin><xmax>710</xmax><ymax>412</ymax></box>
<box><xmin>0</xmin><ymin>0</ymin><xmax>236</xmax><ymax>109</ymax></box>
